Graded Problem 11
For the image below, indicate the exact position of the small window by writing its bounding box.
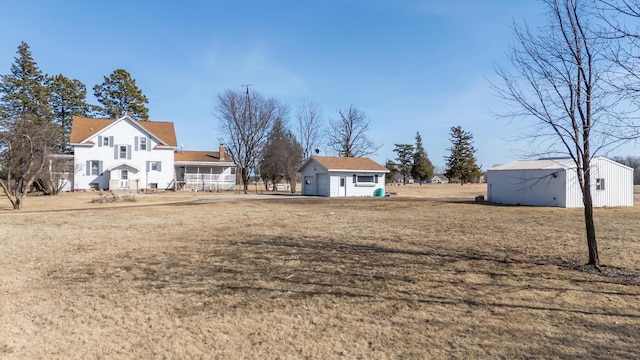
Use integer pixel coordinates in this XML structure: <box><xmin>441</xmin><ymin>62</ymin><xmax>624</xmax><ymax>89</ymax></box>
<box><xmin>149</xmin><ymin>183</ymin><xmax>158</xmax><ymax>189</ymax></box>
<box><xmin>103</xmin><ymin>137</ymin><xmax>110</xmax><ymax>147</ymax></box>
<box><xmin>596</xmin><ymin>178</ymin><xmax>605</xmax><ymax>190</ymax></box>
<box><xmin>90</xmin><ymin>160</ymin><xmax>99</xmax><ymax>176</ymax></box>
<box><xmin>150</xmin><ymin>161</ymin><xmax>159</xmax><ymax>171</ymax></box>
<box><xmin>119</xmin><ymin>145</ymin><xmax>127</xmax><ymax>159</ymax></box>
<box><xmin>140</xmin><ymin>137</ymin><xmax>147</xmax><ymax>151</ymax></box>
<box><xmin>121</xmin><ymin>170</ymin><xmax>128</xmax><ymax>180</ymax></box>
<box><xmin>357</xmin><ymin>175</ymin><xmax>375</xmax><ymax>183</ymax></box>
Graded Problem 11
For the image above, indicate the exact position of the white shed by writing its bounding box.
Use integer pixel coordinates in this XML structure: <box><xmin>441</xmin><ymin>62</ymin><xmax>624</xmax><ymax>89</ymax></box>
<box><xmin>297</xmin><ymin>156</ymin><xmax>390</xmax><ymax>197</ymax></box>
<box><xmin>487</xmin><ymin>157</ymin><xmax>633</xmax><ymax>208</ymax></box>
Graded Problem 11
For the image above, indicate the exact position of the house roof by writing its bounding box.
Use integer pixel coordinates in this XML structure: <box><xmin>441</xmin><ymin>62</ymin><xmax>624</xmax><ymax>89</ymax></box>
<box><xmin>174</xmin><ymin>150</ymin><xmax>230</xmax><ymax>163</ymax></box>
<box><xmin>489</xmin><ymin>158</ymin><xmax>575</xmax><ymax>171</ymax></box>
<box><xmin>299</xmin><ymin>156</ymin><xmax>389</xmax><ymax>173</ymax></box>
<box><xmin>69</xmin><ymin>116</ymin><xmax>178</xmax><ymax>147</ymax></box>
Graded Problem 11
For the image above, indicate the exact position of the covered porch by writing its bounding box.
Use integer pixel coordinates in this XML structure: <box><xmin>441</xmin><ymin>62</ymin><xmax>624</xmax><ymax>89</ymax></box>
<box><xmin>174</xmin><ymin>147</ymin><xmax>236</xmax><ymax>192</ymax></box>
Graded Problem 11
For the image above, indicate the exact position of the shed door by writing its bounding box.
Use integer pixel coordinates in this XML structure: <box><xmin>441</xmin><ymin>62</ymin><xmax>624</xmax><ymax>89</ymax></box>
<box><xmin>317</xmin><ymin>174</ymin><xmax>329</xmax><ymax>196</ymax></box>
<box><xmin>339</xmin><ymin>177</ymin><xmax>346</xmax><ymax>197</ymax></box>
<box><xmin>303</xmin><ymin>176</ymin><xmax>314</xmax><ymax>195</ymax></box>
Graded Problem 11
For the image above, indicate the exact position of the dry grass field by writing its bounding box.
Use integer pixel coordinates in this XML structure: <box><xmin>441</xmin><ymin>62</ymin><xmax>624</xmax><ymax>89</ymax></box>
<box><xmin>1</xmin><ymin>184</ymin><xmax>640</xmax><ymax>359</ymax></box>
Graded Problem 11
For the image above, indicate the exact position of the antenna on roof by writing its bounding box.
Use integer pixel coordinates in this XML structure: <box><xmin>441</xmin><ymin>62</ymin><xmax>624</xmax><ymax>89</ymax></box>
<box><xmin>179</xmin><ymin>144</ymin><xmax>187</xmax><ymax>153</ymax></box>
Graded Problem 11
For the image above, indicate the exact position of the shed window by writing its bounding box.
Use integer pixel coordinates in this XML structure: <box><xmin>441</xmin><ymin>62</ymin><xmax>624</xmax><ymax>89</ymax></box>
<box><xmin>596</xmin><ymin>178</ymin><xmax>605</xmax><ymax>190</ymax></box>
<box><xmin>357</xmin><ymin>175</ymin><xmax>374</xmax><ymax>183</ymax></box>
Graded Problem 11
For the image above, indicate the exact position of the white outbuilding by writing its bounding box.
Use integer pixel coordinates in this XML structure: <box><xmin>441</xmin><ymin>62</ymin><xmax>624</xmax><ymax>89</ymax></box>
<box><xmin>486</xmin><ymin>157</ymin><xmax>633</xmax><ymax>208</ymax></box>
<box><xmin>297</xmin><ymin>156</ymin><xmax>390</xmax><ymax>197</ymax></box>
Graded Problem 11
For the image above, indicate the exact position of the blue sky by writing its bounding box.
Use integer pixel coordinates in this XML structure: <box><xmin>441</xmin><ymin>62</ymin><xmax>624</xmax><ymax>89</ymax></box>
<box><xmin>2</xmin><ymin>1</ymin><xmax>635</xmax><ymax>169</ymax></box>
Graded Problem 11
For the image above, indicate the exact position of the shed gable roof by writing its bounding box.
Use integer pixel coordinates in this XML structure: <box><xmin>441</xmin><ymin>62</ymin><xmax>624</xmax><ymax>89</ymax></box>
<box><xmin>299</xmin><ymin>156</ymin><xmax>389</xmax><ymax>172</ymax></box>
<box><xmin>488</xmin><ymin>157</ymin><xmax>632</xmax><ymax>171</ymax></box>
<box><xmin>489</xmin><ymin>158</ymin><xmax>575</xmax><ymax>171</ymax></box>
<box><xmin>70</xmin><ymin>116</ymin><xmax>178</xmax><ymax>147</ymax></box>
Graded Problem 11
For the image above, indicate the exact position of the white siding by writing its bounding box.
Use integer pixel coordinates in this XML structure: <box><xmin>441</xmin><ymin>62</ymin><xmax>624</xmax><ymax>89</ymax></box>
<box><xmin>74</xmin><ymin>118</ymin><xmax>175</xmax><ymax>190</ymax></box>
<box><xmin>588</xmin><ymin>157</ymin><xmax>633</xmax><ymax>207</ymax></box>
<box><xmin>297</xmin><ymin>159</ymin><xmax>388</xmax><ymax>197</ymax></box>
<box><xmin>317</xmin><ymin>174</ymin><xmax>330</xmax><ymax>197</ymax></box>
<box><xmin>487</xmin><ymin>157</ymin><xmax>633</xmax><ymax>208</ymax></box>
<box><xmin>487</xmin><ymin>169</ymin><xmax>566</xmax><ymax>207</ymax></box>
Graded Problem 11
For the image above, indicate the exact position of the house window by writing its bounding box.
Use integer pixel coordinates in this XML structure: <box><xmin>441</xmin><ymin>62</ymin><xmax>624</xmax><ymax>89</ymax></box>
<box><xmin>357</xmin><ymin>175</ymin><xmax>375</xmax><ymax>183</ymax></box>
<box><xmin>139</xmin><ymin>137</ymin><xmax>147</xmax><ymax>151</ymax></box>
<box><xmin>103</xmin><ymin>137</ymin><xmax>110</xmax><ymax>147</ymax></box>
<box><xmin>121</xmin><ymin>170</ymin><xmax>128</xmax><ymax>180</ymax></box>
<box><xmin>596</xmin><ymin>178</ymin><xmax>605</xmax><ymax>190</ymax></box>
<box><xmin>151</xmin><ymin>161</ymin><xmax>159</xmax><ymax>171</ymax></box>
<box><xmin>119</xmin><ymin>145</ymin><xmax>127</xmax><ymax>159</ymax></box>
<box><xmin>90</xmin><ymin>160</ymin><xmax>100</xmax><ymax>176</ymax></box>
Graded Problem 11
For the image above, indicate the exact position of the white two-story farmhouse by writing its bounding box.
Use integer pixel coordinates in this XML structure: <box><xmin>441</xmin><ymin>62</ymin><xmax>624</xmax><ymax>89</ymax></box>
<box><xmin>70</xmin><ymin>114</ymin><xmax>235</xmax><ymax>191</ymax></box>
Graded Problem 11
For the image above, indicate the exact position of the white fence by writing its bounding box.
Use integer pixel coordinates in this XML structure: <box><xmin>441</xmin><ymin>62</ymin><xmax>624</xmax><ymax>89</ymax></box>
<box><xmin>180</xmin><ymin>173</ymin><xmax>236</xmax><ymax>191</ymax></box>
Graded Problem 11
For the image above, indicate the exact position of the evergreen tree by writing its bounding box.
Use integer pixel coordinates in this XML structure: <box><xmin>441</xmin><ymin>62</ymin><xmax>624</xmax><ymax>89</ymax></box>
<box><xmin>93</xmin><ymin>69</ymin><xmax>149</xmax><ymax>120</ymax></box>
<box><xmin>444</xmin><ymin>126</ymin><xmax>481</xmax><ymax>185</ymax></box>
<box><xmin>47</xmin><ymin>74</ymin><xmax>92</xmax><ymax>152</ymax></box>
<box><xmin>385</xmin><ymin>160</ymin><xmax>399</xmax><ymax>183</ymax></box>
<box><xmin>0</xmin><ymin>41</ymin><xmax>52</xmax><ymax>123</ymax></box>
<box><xmin>411</xmin><ymin>132</ymin><xmax>434</xmax><ymax>184</ymax></box>
<box><xmin>393</xmin><ymin>143</ymin><xmax>414</xmax><ymax>184</ymax></box>
<box><xmin>259</xmin><ymin>118</ymin><xmax>303</xmax><ymax>193</ymax></box>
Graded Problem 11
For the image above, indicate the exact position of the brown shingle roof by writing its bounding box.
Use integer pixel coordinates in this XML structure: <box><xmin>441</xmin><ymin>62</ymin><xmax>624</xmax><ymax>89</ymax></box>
<box><xmin>174</xmin><ymin>150</ymin><xmax>228</xmax><ymax>163</ymax></box>
<box><xmin>69</xmin><ymin>117</ymin><xmax>114</xmax><ymax>144</ymax></box>
<box><xmin>311</xmin><ymin>156</ymin><xmax>389</xmax><ymax>172</ymax></box>
<box><xmin>69</xmin><ymin>116</ymin><xmax>178</xmax><ymax>147</ymax></box>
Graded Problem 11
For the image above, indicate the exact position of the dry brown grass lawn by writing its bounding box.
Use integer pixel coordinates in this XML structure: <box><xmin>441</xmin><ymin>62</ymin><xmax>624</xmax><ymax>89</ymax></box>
<box><xmin>1</xmin><ymin>184</ymin><xmax>640</xmax><ymax>359</ymax></box>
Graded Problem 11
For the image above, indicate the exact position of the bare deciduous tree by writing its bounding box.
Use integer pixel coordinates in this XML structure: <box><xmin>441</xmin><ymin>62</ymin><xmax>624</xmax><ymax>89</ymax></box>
<box><xmin>597</xmin><ymin>0</ymin><xmax>640</xmax><ymax>104</ymax></box>
<box><xmin>0</xmin><ymin>115</ymin><xmax>60</xmax><ymax>209</ymax></box>
<box><xmin>326</xmin><ymin>105</ymin><xmax>380</xmax><ymax>157</ymax></box>
<box><xmin>295</xmin><ymin>100</ymin><xmax>323</xmax><ymax>159</ymax></box>
<box><xmin>216</xmin><ymin>88</ymin><xmax>287</xmax><ymax>193</ymax></box>
<box><xmin>495</xmin><ymin>0</ymin><xmax>639</xmax><ymax>268</ymax></box>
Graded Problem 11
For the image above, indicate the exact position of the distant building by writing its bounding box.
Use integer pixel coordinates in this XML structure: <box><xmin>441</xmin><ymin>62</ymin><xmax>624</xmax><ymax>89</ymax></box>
<box><xmin>430</xmin><ymin>174</ymin><xmax>449</xmax><ymax>184</ymax></box>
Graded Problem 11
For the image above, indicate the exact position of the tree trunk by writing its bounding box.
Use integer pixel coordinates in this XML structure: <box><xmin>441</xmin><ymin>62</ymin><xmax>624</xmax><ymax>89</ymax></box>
<box><xmin>13</xmin><ymin>197</ymin><xmax>22</xmax><ymax>210</ymax></box>
<box><xmin>582</xmin><ymin>186</ymin><xmax>599</xmax><ymax>268</ymax></box>
<box><xmin>241</xmin><ymin>168</ymin><xmax>249</xmax><ymax>194</ymax></box>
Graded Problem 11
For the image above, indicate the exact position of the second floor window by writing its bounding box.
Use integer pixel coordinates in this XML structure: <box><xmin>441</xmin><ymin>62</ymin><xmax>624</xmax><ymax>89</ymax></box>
<box><xmin>119</xmin><ymin>145</ymin><xmax>127</xmax><ymax>159</ymax></box>
<box><xmin>103</xmin><ymin>137</ymin><xmax>110</xmax><ymax>147</ymax></box>
<box><xmin>140</xmin><ymin>137</ymin><xmax>147</xmax><ymax>151</ymax></box>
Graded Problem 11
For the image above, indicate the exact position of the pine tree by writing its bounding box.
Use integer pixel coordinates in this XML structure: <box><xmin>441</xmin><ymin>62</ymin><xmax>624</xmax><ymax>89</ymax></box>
<box><xmin>444</xmin><ymin>126</ymin><xmax>481</xmax><ymax>185</ymax></box>
<box><xmin>393</xmin><ymin>143</ymin><xmax>414</xmax><ymax>184</ymax></box>
<box><xmin>47</xmin><ymin>74</ymin><xmax>92</xmax><ymax>152</ymax></box>
<box><xmin>411</xmin><ymin>132</ymin><xmax>434</xmax><ymax>184</ymax></box>
<box><xmin>93</xmin><ymin>69</ymin><xmax>149</xmax><ymax>120</ymax></box>
<box><xmin>0</xmin><ymin>41</ymin><xmax>52</xmax><ymax>123</ymax></box>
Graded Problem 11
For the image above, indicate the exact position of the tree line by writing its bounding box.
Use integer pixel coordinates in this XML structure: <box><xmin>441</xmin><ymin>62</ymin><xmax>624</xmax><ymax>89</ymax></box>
<box><xmin>388</xmin><ymin>126</ymin><xmax>482</xmax><ymax>185</ymax></box>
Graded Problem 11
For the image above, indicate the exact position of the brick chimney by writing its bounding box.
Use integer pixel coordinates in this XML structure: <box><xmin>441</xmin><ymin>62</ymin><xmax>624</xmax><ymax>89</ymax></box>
<box><xmin>219</xmin><ymin>144</ymin><xmax>225</xmax><ymax>160</ymax></box>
